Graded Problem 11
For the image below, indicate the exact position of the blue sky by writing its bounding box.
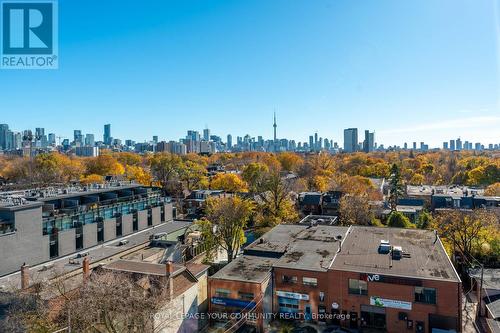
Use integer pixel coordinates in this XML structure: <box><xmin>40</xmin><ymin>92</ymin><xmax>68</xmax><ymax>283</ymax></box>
<box><xmin>1</xmin><ymin>0</ymin><xmax>499</xmax><ymax>147</ymax></box>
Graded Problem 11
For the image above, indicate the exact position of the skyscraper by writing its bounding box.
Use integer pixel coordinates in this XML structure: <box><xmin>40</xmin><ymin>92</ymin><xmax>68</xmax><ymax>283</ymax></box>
<box><xmin>104</xmin><ymin>124</ymin><xmax>111</xmax><ymax>145</ymax></box>
<box><xmin>450</xmin><ymin>139</ymin><xmax>455</xmax><ymax>151</ymax></box>
<box><xmin>35</xmin><ymin>128</ymin><xmax>45</xmax><ymax>139</ymax></box>
<box><xmin>0</xmin><ymin>124</ymin><xmax>9</xmax><ymax>150</ymax></box>
<box><xmin>187</xmin><ymin>130</ymin><xmax>200</xmax><ymax>142</ymax></box>
<box><xmin>203</xmin><ymin>128</ymin><xmax>210</xmax><ymax>141</ymax></box>
<box><xmin>74</xmin><ymin>130</ymin><xmax>83</xmax><ymax>144</ymax></box>
<box><xmin>227</xmin><ymin>134</ymin><xmax>232</xmax><ymax>149</ymax></box>
<box><xmin>363</xmin><ymin>130</ymin><xmax>375</xmax><ymax>153</ymax></box>
<box><xmin>48</xmin><ymin>133</ymin><xmax>56</xmax><ymax>145</ymax></box>
<box><xmin>343</xmin><ymin>128</ymin><xmax>358</xmax><ymax>153</ymax></box>
<box><xmin>456</xmin><ymin>138</ymin><xmax>462</xmax><ymax>150</ymax></box>
<box><xmin>85</xmin><ymin>134</ymin><xmax>95</xmax><ymax>146</ymax></box>
<box><xmin>273</xmin><ymin>112</ymin><xmax>277</xmax><ymax>151</ymax></box>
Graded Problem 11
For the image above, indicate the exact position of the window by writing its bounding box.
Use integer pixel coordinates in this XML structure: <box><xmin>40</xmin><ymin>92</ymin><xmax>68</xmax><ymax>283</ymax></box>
<box><xmin>348</xmin><ymin>279</ymin><xmax>368</xmax><ymax>295</ymax></box>
<box><xmin>303</xmin><ymin>277</ymin><xmax>318</xmax><ymax>286</ymax></box>
<box><xmin>0</xmin><ymin>219</ymin><xmax>15</xmax><ymax>235</ymax></box>
<box><xmin>282</xmin><ymin>275</ymin><xmax>297</xmax><ymax>284</ymax></box>
<box><xmin>415</xmin><ymin>287</ymin><xmax>436</xmax><ymax>304</ymax></box>
<box><xmin>238</xmin><ymin>292</ymin><xmax>254</xmax><ymax>301</ymax></box>
<box><xmin>278</xmin><ymin>296</ymin><xmax>299</xmax><ymax>312</ymax></box>
<box><xmin>215</xmin><ymin>288</ymin><xmax>231</xmax><ymax>298</ymax></box>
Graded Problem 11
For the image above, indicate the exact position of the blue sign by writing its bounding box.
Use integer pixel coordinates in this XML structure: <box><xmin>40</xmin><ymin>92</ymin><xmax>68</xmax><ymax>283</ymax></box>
<box><xmin>211</xmin><ymin>297</ymin><xmax>256</xmax><ymax>309</ymax></box>
<box><xmin>1</xmin><ymin>0</ymin><xmax>58</xmax><ymax>69</ymax></box>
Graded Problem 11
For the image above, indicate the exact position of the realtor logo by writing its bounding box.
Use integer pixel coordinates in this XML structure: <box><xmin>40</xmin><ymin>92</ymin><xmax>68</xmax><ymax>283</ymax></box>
<box><xmin>1</xmin><ymin>0</ymin><xmax>58</xmax><ymax>69</ymax></box>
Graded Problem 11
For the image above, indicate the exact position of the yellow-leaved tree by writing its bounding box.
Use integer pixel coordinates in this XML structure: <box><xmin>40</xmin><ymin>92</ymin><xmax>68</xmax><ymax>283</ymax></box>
<box><xmin>210</xmin><ymin>173</ymin><xmax>248</xmax><ymax>193</ymax></box>
<box><xmin>198</xmin><ymin>196</ymin><xmax>254</xmax><ymax>262</ymax></box>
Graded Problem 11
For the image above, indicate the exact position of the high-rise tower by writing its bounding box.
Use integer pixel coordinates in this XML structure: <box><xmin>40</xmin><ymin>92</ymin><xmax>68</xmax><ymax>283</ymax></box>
<box><xmin>273</xmin><ymin>112</ymin><xmax>277</xmax><ymax>152</ymax></box>
<box><xmin>273</xmin><ymin>113</ymin><xmax>277</xmax><ymax>141</ymax></box>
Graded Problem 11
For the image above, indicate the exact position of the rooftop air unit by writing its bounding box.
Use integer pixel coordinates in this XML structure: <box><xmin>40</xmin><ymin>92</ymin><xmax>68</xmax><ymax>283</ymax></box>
<box><xmin>378</xmin><ymin>240</ymin><xmax>391</xmax><ymax>254</ymax></box>
<box><xmin>391</xmin><ymin>246</ymin><xmax>403</xmax><ymax>260</ymax></box>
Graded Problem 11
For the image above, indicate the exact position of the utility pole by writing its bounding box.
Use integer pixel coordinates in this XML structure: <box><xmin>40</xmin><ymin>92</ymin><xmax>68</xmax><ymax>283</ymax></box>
<box><xmin>476</xmin><ymin>263</ymin><xmax>484</xmax><ymax>320</ymax></box>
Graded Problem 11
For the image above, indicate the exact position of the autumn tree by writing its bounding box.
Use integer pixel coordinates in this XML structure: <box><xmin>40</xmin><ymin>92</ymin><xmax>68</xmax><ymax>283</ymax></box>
<box><xmin>241</xmin><ymin>162</ymin><xmax>269</xmax><ymax>193</ymax></box>
<box><xmin>254</xmin><ymin>170</ymin><xmax>299</xmax><ymax>229</ymax></box>
<box><xmin>85</xmin><ymin>154</ymin><xmax>125</xmax><ymax>176</ymax></box>
<box><xmin>276</xmin><ymin>152</ymin><xmax>303</xmax><ymax>173</ymax></box>
<box><xmin>433</xmin><ymin>209</ymin><xmax>499</xmax><ymax>258</ymax></box>
<box><xmin>484</xmin><ymin>182</ymin><xmax>500</xmax><ymax>196</ymax></box>
<box><xmin>201</xmin><ymin>196</ymin><xmax>254</xmax><ymax>261</ymax></box>
<box><xmin>32</xmin><ymin>153</ymin><xmax>63</xmax><ymax>185</ymax></box>
<box><xmin>62</xmin><ymin>270</ymin><xmax>172</xmax><ymax>333</ymax></box>
<box><xmin>338</xmin><ymin>195</ymin><xmax>373</xmax><ymax>226</ymax></box>
<box><xmin>149</xmin><ymin>153</ymin><xmax>183</xmax><ymax>192</ymax></box>
<box><xmin>80</xmin><ymin>174</ymin><xmax>104</xmax><ymax>185</ymax></box>
<box><xmin>179</xmin><ymin>160</ymin><xmax>208</xmax><ymax>191</ymax></box>
<box><xmin>113</xmin><ymin>152</ymin><xmax>143</xmax><ymax>167</ymax></box>
<box><xmin>210</xmin><ymin>173</ymin><xmax>248</xmax><ymax>192</ymax></box>
<box><xmin>297</xmin><ymin>153</ymin><xmax>336</xmax><ymax>191</ymax></box>
<box><xmin>1</xmin><ymin>286</ymin><xmax>57</xmax><ymax>333</ymax></box>
<box><xmin>125</xmin><ymin>165</ymin><xmax>152</xmax><ymax>185</ymax></box>
<box><xmin>329</xmin><ymin>173</ymin><xmax>382</xmax><ymax>201</ymax></box>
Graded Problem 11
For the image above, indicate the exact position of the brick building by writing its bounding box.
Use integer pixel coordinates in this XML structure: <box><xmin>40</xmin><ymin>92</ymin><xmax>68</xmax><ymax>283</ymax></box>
<box><xmin>208</xmin><ymin>255</ymin><xmax>276</xmax><ymax>332</ymax></box>
<box><xmin>208</xmin><ymin>222</ymin><xmax>462</xmax><ymax>333</ymax></box>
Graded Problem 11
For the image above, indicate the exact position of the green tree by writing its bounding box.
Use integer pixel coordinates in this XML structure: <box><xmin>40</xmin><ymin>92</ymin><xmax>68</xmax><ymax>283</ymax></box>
<box><xmin>417</xmin><ymin>210</ymin><xmax>432</xmax><ymax>229</ymax></box>
<box><xmin>387</xmin><ymin>211</ymin><xmax>413</xmax><ymax>228</ymax></box>
<box><xmin>388</xmin><ymin>163</ymin><xmax>405</xmax><ymax>211</ymax></box>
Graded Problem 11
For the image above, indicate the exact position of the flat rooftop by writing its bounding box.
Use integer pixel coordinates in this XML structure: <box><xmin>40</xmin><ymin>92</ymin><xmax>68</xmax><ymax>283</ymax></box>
<box><xmin>210</xmin><ymin>255</ymin><xmax>278</xmax><ymax>283</ymax></box>
<box><xmin>0</xmin><ymin>182</ymin><xmax>151</xmax><ymax>208</ymax></box>
<box><xmin>469</xmin><ymin>268</ymin><xmax>500</xmax><ymax>290</ymax></box>
<box><xmin>245</xmin><ymin>224</ymin><xmax>306</xmax><ymax>255</ymax></box>
<box><xmin>272</xmin><ymin>225</ymin><xmax>348</xmax><ymax>272</ymax></box>
<box><xmin>36</xmin><ymin>184</ymin><xmax>147</xmax><ymax>202</ymax></box>
<box><xmin>0</xmin><ymin>220</ymin><xmax>191</xmax><ymax>286</ymax></box>
<box><xmin>330</xmin><ymin>226</ymin><xmax>461</xmax><ymax>282</ymax></box>
<box><xmin>244</xmin><ymin>223</ymin><xmax>348</xmax><ymax>272</ymax></box>
<box><xmin>406</xmin><ymin>185</ymin><xmax>484</xmax><ymax>197</ymax></box>
<box><xmin>103</xmin><ymin>259</ymin><xmax>184</xmax><ymax>276</ymax></box>
<box><xmin>299</xmin><ymin>215</ymin><xmax>338</xmax><ymax>226</ymax></box>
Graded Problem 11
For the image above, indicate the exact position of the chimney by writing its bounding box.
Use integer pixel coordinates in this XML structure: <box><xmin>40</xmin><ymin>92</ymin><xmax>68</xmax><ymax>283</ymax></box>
<box><xmin>21</xmin><ymin>263</ymin><xmax>30</xmax><ymax>290</ymax></box>
<box><xmin>82</xmin><ymin>257</ymin><xmax>90</xmax><ymax>281</ymax></box>
<box><xmin>166</xmin><ymin>261</ymin><xmax>174</xmax><ymax>300</ymax></box>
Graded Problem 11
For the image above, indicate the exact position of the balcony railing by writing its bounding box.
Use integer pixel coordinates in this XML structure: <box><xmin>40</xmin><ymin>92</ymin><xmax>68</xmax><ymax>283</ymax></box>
<box><xmin>42</xmin><ymin>194</ymin><xmax>169</xmax><ymax>235</ymax></box>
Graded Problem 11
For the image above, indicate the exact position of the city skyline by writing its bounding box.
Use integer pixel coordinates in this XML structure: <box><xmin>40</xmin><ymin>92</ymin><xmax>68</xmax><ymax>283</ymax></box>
<box><xmin>0</xmin><ymin>0</ymin><xmax>499</xmax><ymax>146</ymax></box>
<box><xmin>1</xmin><ymin>120</ymin><xmax>498</xmax><ymax>154</ymax></box>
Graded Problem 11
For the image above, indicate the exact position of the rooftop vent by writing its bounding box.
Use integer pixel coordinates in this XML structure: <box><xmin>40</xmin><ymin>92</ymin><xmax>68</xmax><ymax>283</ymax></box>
<box><xmin>378</xmin><ymin>240</ymin><xmax>391</xmax><ymax>254</ymax></box>
<box><xmin>391</xmin><ymin>246</ymin><xmax>403</xmax><ymax>260</ymax></box>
